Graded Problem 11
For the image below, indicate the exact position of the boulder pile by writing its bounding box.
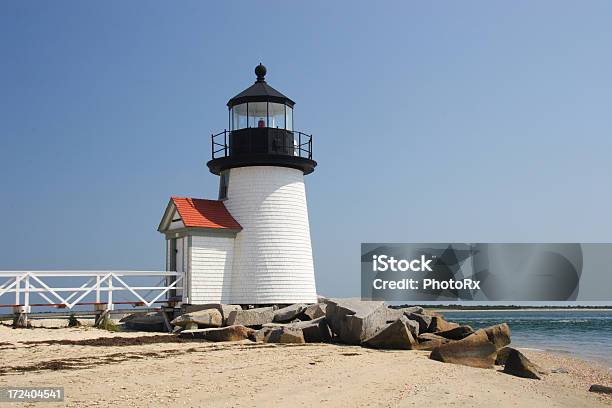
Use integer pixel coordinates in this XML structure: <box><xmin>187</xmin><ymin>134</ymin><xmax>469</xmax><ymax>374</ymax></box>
<box><xmin>161</xmin><ymin>298</ymin><xmax>544</xmax><ymax>380</ymax></box>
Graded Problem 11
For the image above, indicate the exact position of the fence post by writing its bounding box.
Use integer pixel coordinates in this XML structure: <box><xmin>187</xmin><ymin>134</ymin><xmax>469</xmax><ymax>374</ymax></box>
<box><xmin>24</xmin><ymin>274</ymin><xmax>30</xmax><ymax>312</ymax></box>
<box><xmin>13</xmin><ymin>274</ymin><xmax>29</xmax><ymax>328</ymax></box>
<box><xmin>15</xmin><ymin>276</ymin><xmax>20</xmax><ymax>306</ymax></box>
<box><xmin>224</xmin><ymin>130</ymin><xmax>228</xmax><ymax>156</ymax></box>
<box><xmin>107</xmin><ymin>274</ymin><xmax>114</xmax><ymax>311</ymax></box>
<box><xmin>96</xmin><ymin>275</ymin><xmax>101</xmax><ymax>303</ymax></box>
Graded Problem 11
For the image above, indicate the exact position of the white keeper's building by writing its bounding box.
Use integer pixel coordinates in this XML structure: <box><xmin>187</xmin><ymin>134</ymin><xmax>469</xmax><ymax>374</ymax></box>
<box><xmin>158</xmin><ymin>64</ymin><xmax>318</xmax><ymax>306</ymax></box>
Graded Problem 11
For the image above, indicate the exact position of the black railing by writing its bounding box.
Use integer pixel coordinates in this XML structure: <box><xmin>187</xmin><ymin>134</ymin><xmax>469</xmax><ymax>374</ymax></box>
<box><xmin>212</xmin><ymin>130</ymin><xmax>229</xmax><ymax>158</ymax></box>
<box><xmin>211</xmin><ymin>129</ymin><xmax>313</xmax><ymax>160</ymax></box>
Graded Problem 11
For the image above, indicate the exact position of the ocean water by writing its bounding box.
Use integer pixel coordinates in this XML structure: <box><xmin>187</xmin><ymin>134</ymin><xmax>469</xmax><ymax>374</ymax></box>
<box><xmin>442</xmin><ymin>310</ymin><xmax>612</xmax><ymax>368</ymax></box>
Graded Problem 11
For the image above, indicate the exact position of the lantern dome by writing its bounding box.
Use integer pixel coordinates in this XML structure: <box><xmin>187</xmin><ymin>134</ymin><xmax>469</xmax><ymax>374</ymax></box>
<box><xmin>227</xmin><ymin>63</ymin><xmax>295</xmax><ymax>108</ymax></box>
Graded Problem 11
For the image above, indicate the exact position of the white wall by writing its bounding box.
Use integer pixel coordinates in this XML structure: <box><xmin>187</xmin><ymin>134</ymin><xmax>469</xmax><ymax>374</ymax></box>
<box><xmin>224</xmin><ymin>166</ymin><xmax>317</xmax><ymax>304</ymax></box>
<box><xmin>167</xmin><ymin>207</ymin><xmax>185</xmax><ymax>230</ymax></box>
<box><xmin>189</xmin><ymin>235</ymin><xmax>235</xmax><ymax>304</ymax></box>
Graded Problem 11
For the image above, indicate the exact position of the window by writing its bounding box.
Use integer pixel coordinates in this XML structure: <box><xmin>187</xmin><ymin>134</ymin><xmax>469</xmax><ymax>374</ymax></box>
<box><xmin>230</xmin><ymin>102</ymin><xmax>293</xmax><ymax>130</ymax></box>
<box><xmin>218</xmin><ymin>170</ymin><xmax>230</xmax><ymax>200</ymax></box>
<box><xmin>286</xmin><ymin>105</ymin><xmax>293</xmax><ymax>131</ymax></box>
<box><xmin>268</xmin><ymin>103</ymin><xmax>286</xmax><ymax>129</ymax></box>
<box><xmin>247</xmin><ymin>102</ymin><xmax>267</xmax><ymax>128</ymax></box>
<box><xmin>231</xmin><ymin>104</ymin><xmax>248</xmax><ymax>130</ymax></box>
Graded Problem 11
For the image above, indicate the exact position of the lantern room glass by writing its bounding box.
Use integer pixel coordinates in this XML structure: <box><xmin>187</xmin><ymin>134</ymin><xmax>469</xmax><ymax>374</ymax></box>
<box><xmin>230</xmin><ymin>102</ymin><xmax>293</xmax><ymax>131</ymax></box>
<box><xmin>231</xmin><ymin>104</ymin><xmax>248</xmax><ymax>130</ymax></box>
<box><xmin>247</xmin><ymin>102</ymin><xmax>267</xmax><ymax>128</ymax></box>
<box><xmin>286</xmin><ymin>105</ymin><xmax>293</xmax><ymax>131</ymax></box>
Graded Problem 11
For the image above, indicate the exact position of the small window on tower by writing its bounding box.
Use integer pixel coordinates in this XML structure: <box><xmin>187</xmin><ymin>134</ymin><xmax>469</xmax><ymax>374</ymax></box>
<box><xmin>218</xmin><ymin>170</ymin><xmax>230</xmax><ymax>200</ymax></box>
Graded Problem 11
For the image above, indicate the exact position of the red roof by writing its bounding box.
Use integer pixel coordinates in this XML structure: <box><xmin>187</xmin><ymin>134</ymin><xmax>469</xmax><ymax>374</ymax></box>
<box><xmin>170</xmin><ymin>197</ymin><xmax>241</xmax><ymax>230</ymax></box>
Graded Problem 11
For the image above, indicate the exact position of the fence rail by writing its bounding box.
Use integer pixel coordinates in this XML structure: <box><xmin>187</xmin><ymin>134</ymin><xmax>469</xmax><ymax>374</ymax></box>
<box><xmin>0</xmin><ymin>271</ymin><xmax>184</xmax><ymax>312</ymax></box>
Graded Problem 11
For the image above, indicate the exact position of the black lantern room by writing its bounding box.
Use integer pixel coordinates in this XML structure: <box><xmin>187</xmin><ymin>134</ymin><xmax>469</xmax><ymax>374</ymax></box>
<box><xmin>207</xmin><ymin>64</ymin><xmax>317</xmax><ymax>176</ymax></box>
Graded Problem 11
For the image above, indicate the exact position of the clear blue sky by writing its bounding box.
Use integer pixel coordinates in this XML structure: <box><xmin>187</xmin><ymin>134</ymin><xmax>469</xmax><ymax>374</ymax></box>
<box><xmin>1</xmin><ymin>1</ymin><xmax>611</xmax><ymax>298</ymax></box>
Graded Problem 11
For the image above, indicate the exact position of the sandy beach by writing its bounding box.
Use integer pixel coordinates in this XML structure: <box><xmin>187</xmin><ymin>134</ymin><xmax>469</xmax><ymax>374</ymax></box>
<box><xmin>0</xmin><ymin>325</ymin><xmax>610</xmax><ymax>408</ymax></box>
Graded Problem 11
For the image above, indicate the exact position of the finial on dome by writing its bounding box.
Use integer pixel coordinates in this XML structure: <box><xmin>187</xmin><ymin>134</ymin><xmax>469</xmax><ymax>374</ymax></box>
<box><xmin>255</xmin><ymin>63</ymin><xmax>267</xmax><ymax>82</ymax></box>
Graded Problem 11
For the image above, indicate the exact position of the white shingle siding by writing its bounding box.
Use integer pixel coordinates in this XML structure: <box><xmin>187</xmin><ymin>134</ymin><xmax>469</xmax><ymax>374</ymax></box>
<box><xmin>189</xmin><ymin>235</ymin><xmax>234</xmax><ymax>304</ymax></box>
<box><xmin>224</xmin><ymin>166</ymin><xmax>317</xmax><ymax>304</ymax></box>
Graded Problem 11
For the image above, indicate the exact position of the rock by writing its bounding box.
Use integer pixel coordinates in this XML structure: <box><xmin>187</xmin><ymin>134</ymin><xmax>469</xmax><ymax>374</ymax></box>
<box><xmin>218</xmin><ymin>305</ymin><xmax>244</xmax><ymax>323</ymax></box>
<box><xmin>435</xmin><ymin>325</ymin><xmax>474</xmax><ymax>340</ymax></box>
<box><xmin>68</xmin><ymin>315</ymin><xmax>81</xmax><ymax>327</ymax></box>
<box><xmin>178</xmin><ymin>325</ymin><xmax>254</xmax><ymax>342</ymax></box>
<box><xmin>121</xmin><ymin>312</ymin><xmax>166</xmax><ymax>332</ymax></box>
<box><xmin>171</xmin><ymin>308</ymin><xmax>223</xmax><ymax>328</ymax></box>
<box><xmin>502</xmin><ymin>348</ymin><xmax>542</xmax><ymax>379</ymax></box>
<box><xmin>250</xmin><ymin>325</ymin><xmax>282</xmax><ymax>342</ymax></box>
<box><xmin>182</xmin><ymin>304</ymin><xmax>242</xmax><ymax>325</ymax></box>
<box><xmin>363</xmin><ymin>316</ymin><xmax>416</xmax><ymax>350</ymax></box>
<box><xmin>414</xmin><ymin>333</ymin><xmax>454</xmax><ymax>351</ymax></box>
<box><xmin>589</xmin><ymin>384</ymin><xmax>612</xmax><ymax>394</ymax></box>
<box><xmin>429</xmin><ymin>316</ymin><xmax>460</xmax><ymax>333</ymax></box>
<box><xmin>274</xmin><ymin>304</ymin><xmax>308</xmax><ymax>323</ymax></box>
<box><xmin>385</xmin><ymin>309</ymin><xmax>419</xmax><ymax>336</ymax></box>
<box><xmin>264</xmin><ymin>326</ymin><xmax>305</xmax><ymax>344</ymax></box>
<box><xmin>184</xmin><ymin>322</ymin><xmax>198</xmax><ymax>330</ymax></box>
<box><xmin>404</xmin><ymin>318</ymin><xmax>420</xmax><ymax>338</ymax></box>
<box><xmin>384</xmin><ymin>308</ymin><xmax>403</xmax><ymax>322</ymax></box>
<box><xmin>324</xmin><ymin>298</ymin><xmax>388</xmax><ymax>345</ymax></box>
<box><xmin>551</xmin><ymin>367</ymin><xmax>569</xmax><ymax>374</ymax></box>
<box><xmin>429</xmin><ymin>329</ymin><xmax>497</xmax><ymax>369</ymax></box>
<box><xmin>226</xmin><ymin>307</ymin><xmax>276</xmax><ymax>327</ymax></box>
<box><xmin>406</xmin><ymin>313</ymin><xmax>433</xmax><ymax>334</ymax></box>
<box><xmin>301</xmin><ymin>303</ymin><xmax>327</xmax><ymax>320</ymax></box>
<box><xmin>495</xmin><ymin>346</ymin><xmax>512</xmax><ymax>365</ymax></box>
<box><xmin>385</xmin><ymin>306</ymin><xmax>425</xmax><ymax>321</ymax></box>
<box><xmin>261</xmin><ymin>322</ymin><xmax>285</xmax><ymax>328</ymax></box>
<box><xmin>418</xmin><ymin>333</ymin><xmax>451</xmax><ymax>342</ymax></box>
<box><xmin>400</xmin><ymin>306</ymin><xmax>425</xmax><ymax>314</ymax></box>
<box><xmin>497</xmin><ymin>347</ymin><xmax>548</xmax><ymax>374</ymax></box>
<box><xmin>120</xmin><ymin>312</ymin><xmax>148</xmax><ymax>323</ymax></box>
<box><xmin>255</xmin><ymin>318</ymin><xmax>331</xmax><ymax>343</ymax></box>
<box><xmin>291</xmin><ymin>317</ymin><xmax>332</xmax><ymax>343</ymax></box>
<box><xmin>484</xmin><ymin>323</ymin><xmax>511</xmax><ymax>349</ymax></box>
<box><xmin>250</xmin><ymin>328</ymin><xmax>268</xmax><ymax>342</ymax></box>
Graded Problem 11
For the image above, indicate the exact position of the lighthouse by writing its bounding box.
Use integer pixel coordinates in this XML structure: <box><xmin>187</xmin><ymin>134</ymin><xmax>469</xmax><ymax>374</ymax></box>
<box><xmin>158</xmin><ymin>64</ymin><xmax>318</xmax><ymax>306</ymax></box>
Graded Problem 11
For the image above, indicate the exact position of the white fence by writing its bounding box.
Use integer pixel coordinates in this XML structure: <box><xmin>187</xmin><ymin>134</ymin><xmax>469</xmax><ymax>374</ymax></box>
<box><xmin>0</xmin><ymin>271</ymin><xmax>184</xmax><ymax>312</ymax></box>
